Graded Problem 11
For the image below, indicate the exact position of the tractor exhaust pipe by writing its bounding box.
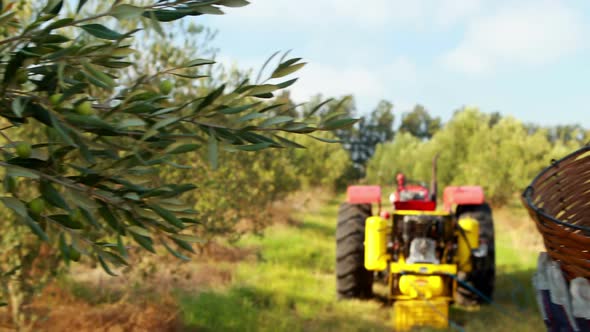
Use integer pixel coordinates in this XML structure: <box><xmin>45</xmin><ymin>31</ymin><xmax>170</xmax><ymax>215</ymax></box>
<box><xmin>431</xmin><ymin>153</ymin><xmax>440</xmax><ymax>202</ymax></box>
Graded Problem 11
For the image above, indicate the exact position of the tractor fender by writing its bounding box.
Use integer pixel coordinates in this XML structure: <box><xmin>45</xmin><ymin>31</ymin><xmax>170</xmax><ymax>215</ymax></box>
<box><xmin>347</xmin><ymin>185</ymin><xmax>381</xmax><ymax>204</ymax></box>
<box><xmin>443</xmin><ymin>186</ymin><xmax>485</xmax><ymax>211</ymax></box>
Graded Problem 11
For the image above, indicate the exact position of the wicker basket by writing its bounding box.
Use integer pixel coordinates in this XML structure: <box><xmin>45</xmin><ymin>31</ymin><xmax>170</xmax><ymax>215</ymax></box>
<box><xmin>522</xmin><ymin>146</ymin><xmax>590</xmax><ymax>281</ymax></box>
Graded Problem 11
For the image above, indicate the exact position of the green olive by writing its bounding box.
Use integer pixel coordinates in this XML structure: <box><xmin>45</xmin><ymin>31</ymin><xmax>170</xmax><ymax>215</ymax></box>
<box><xmin>159</xmin><ymin>80</ymin><xmax>174</xmax><ymax>95</ymax></box>
<box><xmin>49</xmin><ymin>93</ymin><xmax>64</xmax><ymax>106</ymax></box>
<box><xmin>15</xmin><ymin>142</ymin><xmax>32</xmax><ymax>158</ymax></box>
<box><xmin>68</xmin><ymin>245</ymin><xmax>81</xmax><ymax>262</ymax></box>
<box><xmin>70</xmin><ymin>208</ymin><xmax>83</xmax><ymax>223</ymax></box>
<box><xmin>75</xmin><ymin>101</ymin><xmax>94</xmax><ymax>115</ymax></box>
<box><xmin>28</xmin><ymin>197</ymin><xmax>46</xmax><ymax>216</ymax></box>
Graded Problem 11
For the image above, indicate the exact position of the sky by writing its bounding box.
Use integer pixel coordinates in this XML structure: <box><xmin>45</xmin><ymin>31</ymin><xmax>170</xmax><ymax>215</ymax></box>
<box><xmin>198</xmin><ymin>0</ymin><xmax>590</xmax><ymax>127</ymax></box>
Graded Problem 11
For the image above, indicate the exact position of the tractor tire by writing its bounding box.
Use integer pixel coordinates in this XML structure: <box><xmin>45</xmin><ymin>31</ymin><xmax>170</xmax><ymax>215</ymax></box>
<box><xmin>336</xmin><ymin>203</ymin><xmax>373</xmax><ymax>300</ymax></box>
<box><xmin>455</xmin><ymin>203</ymin><xmax>495</xmax><ymax>306</ymax></box>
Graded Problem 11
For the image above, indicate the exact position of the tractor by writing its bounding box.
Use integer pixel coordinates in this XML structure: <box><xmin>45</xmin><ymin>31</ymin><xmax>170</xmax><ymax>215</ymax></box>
<box><xmin>336</xmin><ymin>157</ymin><xmax>495</xmax><ymax>331</ymax></box>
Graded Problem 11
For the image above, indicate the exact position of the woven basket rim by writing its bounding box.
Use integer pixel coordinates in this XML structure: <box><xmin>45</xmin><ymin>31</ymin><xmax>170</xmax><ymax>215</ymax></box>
<box><xmin>522</xmin><ymin>145</ymin><xmax>590</xmax><ymax>233</ymax></box>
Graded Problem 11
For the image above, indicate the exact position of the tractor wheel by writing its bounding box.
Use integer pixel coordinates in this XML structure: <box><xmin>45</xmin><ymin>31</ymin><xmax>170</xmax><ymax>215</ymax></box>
<box><xmin>455</xmin><ymin>203</ymin><xmax>495</xmax><ymax>305</ymax></box>
<box><xmin>336</xmin><ymin>203</ymin><xmax>373</xmax><ymax>299</ymax></box>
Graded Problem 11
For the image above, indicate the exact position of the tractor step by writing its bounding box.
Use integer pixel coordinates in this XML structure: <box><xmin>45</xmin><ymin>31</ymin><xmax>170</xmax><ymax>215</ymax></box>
<box><xmin>392</xmin><ymin>298</ymin><xmax>449</xmax><ymax>331</ymax></box>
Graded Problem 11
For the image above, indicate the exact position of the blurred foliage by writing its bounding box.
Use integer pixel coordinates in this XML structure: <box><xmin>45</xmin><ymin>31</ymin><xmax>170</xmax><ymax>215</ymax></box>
<box><xmin>159</xmin><ymin>129</ymin><xmax>350</xmax><ymax>238</ymax></box>
<box><xmin>0</xmin><ymin>0</ymin><xmax>355</xmax><ymax>329</ymax></box>
<box><xmin>311</xmin><ymin>95</ymin><xmax>395</xmax><ymax>180</ymax></box>
<box><xmin>399</xmin><ymin>104</ymin><xmax>441</xmax><ymax>140</ymax></box>
<box><xmin>366</xmin><ymin>106</ymin><xmax>587</xmax><ymax>205</ymax></box>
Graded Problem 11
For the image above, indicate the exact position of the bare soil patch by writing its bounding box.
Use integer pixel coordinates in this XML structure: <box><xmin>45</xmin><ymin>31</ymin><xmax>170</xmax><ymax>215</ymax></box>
<box><xmin>1</xmin><ymin>189</ymin><xmax>334</xmax><ymax>331</ymax></box>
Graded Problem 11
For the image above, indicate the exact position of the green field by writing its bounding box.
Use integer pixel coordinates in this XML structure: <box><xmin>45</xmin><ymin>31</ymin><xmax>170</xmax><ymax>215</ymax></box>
<box><xmin>176</xmin><ymin>196</ymin><xmax>545</xmax><ymax>332</ymax></box>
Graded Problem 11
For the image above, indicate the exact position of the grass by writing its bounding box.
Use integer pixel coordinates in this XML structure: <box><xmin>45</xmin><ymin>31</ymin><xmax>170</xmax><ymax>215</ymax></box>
<box><xmin>176</xmin><ymin>197</ymin><xmax>546</xmax><ymax>332</ymax></box>
<box><xmin>177</xmin><ymin>198</ymin><xmax>390</xmax><ymax>331</ymax></box>
<box><xmin>444</xmin><ymin>206</ymin><xmax>543</xmax><ymax>331</ymax></box>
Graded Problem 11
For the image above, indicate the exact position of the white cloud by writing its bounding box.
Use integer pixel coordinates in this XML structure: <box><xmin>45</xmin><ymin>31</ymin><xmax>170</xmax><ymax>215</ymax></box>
<box><xmin>442</xmin><ymin>1</ymin><xmax>586</xmax><ymax>75</ymax></box>
<box><xmin>288</xmin><ymin>63</ymin><xmax>385</xmax><ymax>103</ymax></box>
<box><xmin>435</xmin><ymin>0</ymin><xmax>483</xmax><ymax>27</ymax></box>
<box><xmin>222</xmin><ymin>0</ymin><xmax>441</xmax><ymax>29</ymax></box>
<box><xmin>209</xmin><ymin>54</ymin><xmax>420</xmax><ymax>113</ymax></box>
<box><xmin>287</xmin><ymin>56</ymin><xmax>419</xmax><ymax>112</ymax></box>
<box><xmin>210</xmin><ymin>54</ymin><xmax>387</xmax><ymax>101</ymax></box>
<box><xmin>328</xmin><ymin>0</ymin><xmax>426</xmax><ymax>27</ymax></box>
<box><xmin>386</xmin><ymin>56</ymin><xmax>418</xmax><ymax>86</ymax></box>
<box><xmin>223</xmin><ymin>0</ymin><xmax>491</xmax><ymax>30</ymax></box>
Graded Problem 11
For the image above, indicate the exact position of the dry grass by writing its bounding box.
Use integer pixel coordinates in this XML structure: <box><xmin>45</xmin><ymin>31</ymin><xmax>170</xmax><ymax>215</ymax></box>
<box><xmin>494</xmin><ymin>205</ymin><xmax>544</xmax><ymax>253</ymax></box>
<box><xmin>0</xmin><ymin>189</ymin><xmax>331</xmax><ymax>332</ymax></box>
<box><xmin>31</xmin><ymin>285</ymin><xmax>181</xmax><ymax>332</ymax></box>
<box><xmin>15</xmin><ymin>245</ymin><xmax>242</xmax><ymax>332</ymax></box>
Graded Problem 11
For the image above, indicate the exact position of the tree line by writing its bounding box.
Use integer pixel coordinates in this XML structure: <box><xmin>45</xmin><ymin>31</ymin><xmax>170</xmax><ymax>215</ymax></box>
<box><xmin>365</xmin><ymin>106</ymin><xmax>588</xmax><ymax>205</ymax></box>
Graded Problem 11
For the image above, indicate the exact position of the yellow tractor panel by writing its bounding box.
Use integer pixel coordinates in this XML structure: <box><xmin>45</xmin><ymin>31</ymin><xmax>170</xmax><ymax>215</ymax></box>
<box><xmin>393</xmin><ymin>210</ymin><xmax>451</xmax><ymax>216</ymax></box>
<box><xmin>456</xmin><ymin>216</ymin><xmax>479</xmax><ymax>272</ymax></box>
<box><xmin>364</xmin><ymin>216</ymin><xmax>389</xmax><ymax>271</ymax></box>
<box><xmin>390</xmin><ymin>261</ymin><xmax>457</xmax><ymax>275</ymax></box>
<box><xmin>393</xmin><ymin>298</ymin><xmax>449</xmax><ymax>331</ymax></box>
<box><xmin>398</xmin><ymin>275</ymin><xmax>444</xmax><ymax>299</ymax></box>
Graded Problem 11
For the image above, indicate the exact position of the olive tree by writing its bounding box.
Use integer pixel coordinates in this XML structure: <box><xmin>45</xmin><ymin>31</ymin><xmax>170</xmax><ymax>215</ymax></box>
<box><xmin>0</xmin><ymin>0</ymin><xmax>355</xmax><ymax>329</ymax></box>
